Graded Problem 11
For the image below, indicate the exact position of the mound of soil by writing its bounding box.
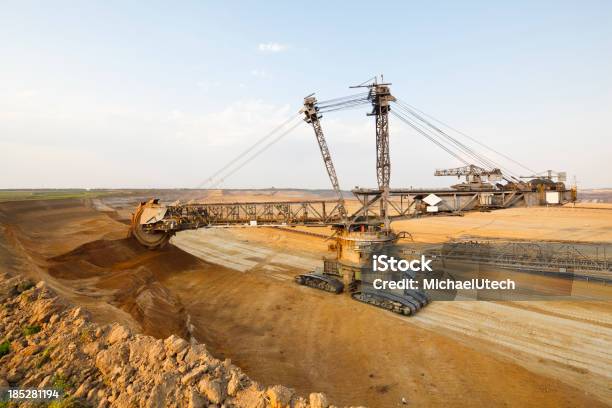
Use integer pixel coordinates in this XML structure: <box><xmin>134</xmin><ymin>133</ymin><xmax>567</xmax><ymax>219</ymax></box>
<box><xmin>48</xmin><ymin>238</ymin><xmax>213</xmax><ymax>339</ymax></box>
<box><xmin>49</xmin><ymin>238</ymin><xmax>201</xmax><ymax>278</ymax></box>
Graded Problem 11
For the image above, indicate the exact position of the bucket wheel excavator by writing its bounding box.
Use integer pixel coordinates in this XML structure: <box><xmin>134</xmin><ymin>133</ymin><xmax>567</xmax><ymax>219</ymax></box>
<box><xmin>129</xmin><ymin>77</ymin><xmax>430</xmax><ymax>316</ymax></box>
<box><xmin>129</xmin><ymin>199</ymin><xmax>172</xmax><ymax>249</ymax></box>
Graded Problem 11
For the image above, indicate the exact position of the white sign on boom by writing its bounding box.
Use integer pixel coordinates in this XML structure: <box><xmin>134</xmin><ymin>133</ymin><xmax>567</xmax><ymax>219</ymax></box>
<box><xmin>423</xmin><ymin>193</ymin><xmax>442</xmax><ymax>206</ymax></box>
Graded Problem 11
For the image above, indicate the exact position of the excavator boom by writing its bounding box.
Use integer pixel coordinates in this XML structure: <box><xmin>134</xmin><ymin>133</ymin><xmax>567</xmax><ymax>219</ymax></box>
<box><xmin>301</xmin><ymin>96</ymin><xmax>348</xmax><ymax>221</ymax></box>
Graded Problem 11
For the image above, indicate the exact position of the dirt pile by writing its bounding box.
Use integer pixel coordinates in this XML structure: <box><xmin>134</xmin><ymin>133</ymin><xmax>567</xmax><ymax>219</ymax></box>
<box><xmin>0</xmin><ymin>275</ymin><xmax>354</xmax><ymax>408</ymax></box>
<box><xmin>47</xmin><ymin>237</ymin><xmax>203</xmax><ymax>339</ymax></box>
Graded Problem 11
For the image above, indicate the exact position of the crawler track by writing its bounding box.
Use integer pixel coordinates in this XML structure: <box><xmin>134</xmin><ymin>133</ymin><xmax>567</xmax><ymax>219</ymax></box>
<box><xmin>295</xmin><ymin>272</ymin><xmax>344</xmax><ymax>294</ymax></box>
<box><xmin>351</xmin><ymin>287</ymin><xmax>429</xmax><ymax>316</ymax></box>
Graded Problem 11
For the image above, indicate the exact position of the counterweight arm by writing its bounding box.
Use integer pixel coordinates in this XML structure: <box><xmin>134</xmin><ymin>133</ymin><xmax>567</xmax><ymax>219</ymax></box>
<box><xmin>301</xmin><ymin>96</ymin><xmax>348</xmax><ymax>220</ymax></box>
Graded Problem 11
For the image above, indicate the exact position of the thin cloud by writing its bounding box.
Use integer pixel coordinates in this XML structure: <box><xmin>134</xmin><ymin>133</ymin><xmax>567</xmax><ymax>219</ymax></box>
<box><xmin>257</xmin><ymin>42</ymin><xmax>288</xmax><ymax>53</ymax></box>
<box><xmin>250</xmin><ymin>69</ymin><xmax>268</xmax><ymax>78</ymax></box>
<box><xmin>196</xmin><ymin>80</ymin><xmax>221</xmax><ymax>92</ymax></box>
<box><xmin>16</xmin><ymin>89</ymin><xmax>39</xmax><ymax>98</ymax></box>
<box><xmin>168</xmin><ymin>109</ymin><xmax>184</xmax><ymax>120</ymax></box>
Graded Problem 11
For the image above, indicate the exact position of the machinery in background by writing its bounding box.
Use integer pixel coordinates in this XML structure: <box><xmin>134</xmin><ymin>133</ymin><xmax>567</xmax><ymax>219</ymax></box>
<box><xmin>435</xmin><ymin>165</ymin><xmax>571</xmax><ymax>194</ymax></box>
<box><xmin>521</xmin><ymin>170</ymin><xmax>567</xmax><ymax>191</ymax></box>
<box><xmin>434</xmin><ymin>165</ymin><xmax>503</xmax><ymax>191</ymax></box>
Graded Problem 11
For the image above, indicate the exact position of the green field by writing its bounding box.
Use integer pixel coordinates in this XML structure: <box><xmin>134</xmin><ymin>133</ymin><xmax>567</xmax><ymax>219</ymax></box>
<box><xmin>0</xmin><ymin>189</ymin><xmax>119</xmax><ymax>202</ymax></box>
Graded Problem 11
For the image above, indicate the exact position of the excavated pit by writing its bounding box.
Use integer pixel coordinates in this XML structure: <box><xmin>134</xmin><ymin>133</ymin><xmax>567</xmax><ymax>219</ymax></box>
<box><xmin>0</xmin><ymin>196</ymin><xmax>610</xmax><ymax>407</ymax></box>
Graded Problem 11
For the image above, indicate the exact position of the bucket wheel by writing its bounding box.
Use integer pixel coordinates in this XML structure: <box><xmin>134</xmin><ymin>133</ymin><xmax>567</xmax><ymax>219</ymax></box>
<box><xmin>129</xmin><ymin>201</ymin><xmax>171</xmax><ymax>249</ymax></box>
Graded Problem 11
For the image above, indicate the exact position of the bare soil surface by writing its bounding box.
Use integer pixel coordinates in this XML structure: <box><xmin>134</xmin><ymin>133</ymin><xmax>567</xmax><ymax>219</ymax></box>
<box><xmin>1</xmin><ymin>195</ymin><xmax>610</xmax><ymax>407</ymax></box>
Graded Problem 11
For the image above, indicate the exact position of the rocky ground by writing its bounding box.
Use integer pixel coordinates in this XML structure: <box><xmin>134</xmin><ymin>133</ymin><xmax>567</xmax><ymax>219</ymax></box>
<box><xmin>0</xmin><ymin>274</ymin><xmax>347</xmax><ymax>408</ymax></box>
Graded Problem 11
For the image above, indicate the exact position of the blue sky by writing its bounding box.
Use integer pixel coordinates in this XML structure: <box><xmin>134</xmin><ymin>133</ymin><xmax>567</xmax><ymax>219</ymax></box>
<box><xmin>1</xmin><ymin>1</ymin><xmax>611</xmax><ymax>188</ymax></box>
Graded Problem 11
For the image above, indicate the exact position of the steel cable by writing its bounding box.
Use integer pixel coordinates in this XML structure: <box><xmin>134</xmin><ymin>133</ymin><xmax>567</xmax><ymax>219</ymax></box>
<box><xmin>209</xmin><ymin>119</ymin><xmax>303</xmax><ymax>188</ymax></box>
<box><xmin>196</xmin><ymin>113</ymin><xmax>301</xmax><ymax>188</ymax></box>
<box><xmin>391</xmin><ymin>110</ymin><xmax>470</xmax><ymax>166</ymax></box>
<box><xmin>394</xmin><ymin>101</ymin><xmax>501</xmax><ymax>172</ymax></box>
<box><xmin>396</xmin><ymin>98</ymin><xmax>536</xmax><ymax>177</ymax></box>
<box><xmin>317</xmin><ymin>92</ymin><xmax>369</xmax><ymax>107</ymax></box>
<box><xmin>319</xmin><ymin>99</ymin><xmax>370</xmax><ymax>113</ymax></box>
<box><xmin>393</xmin><ymin>101</ymin><xmax>522</xmax><ymax>182</ymax></box>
